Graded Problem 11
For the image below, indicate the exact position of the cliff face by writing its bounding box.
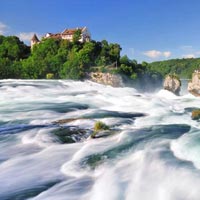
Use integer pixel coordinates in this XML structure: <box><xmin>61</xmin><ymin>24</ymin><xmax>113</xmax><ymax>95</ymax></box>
<box><xmin>88</xmin><ymin>72</ymin><xmax>124</xmax><ymax>87</ymax></box>
<box><xmin>188</xmin><ymin>71</ymin><xmax>200</xmax><ymax>96</ymax></box>
<box><xmin>163</xmin><ymin>74</ymin><xmax>181</xmax><ymax>95</ymax></box>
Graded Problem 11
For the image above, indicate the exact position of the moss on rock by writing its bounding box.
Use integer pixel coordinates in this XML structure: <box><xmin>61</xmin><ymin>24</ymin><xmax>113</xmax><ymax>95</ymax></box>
<box><xmin>91</xmin><ymin>121</ymin><xmax>110</xmax><ymax>138</ymax></box>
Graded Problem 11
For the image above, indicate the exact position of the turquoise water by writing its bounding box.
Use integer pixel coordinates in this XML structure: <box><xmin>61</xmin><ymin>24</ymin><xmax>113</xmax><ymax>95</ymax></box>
<box><xmin>0</xmin><ymin>80</ymin><xmax>200</xmax><ymax>200</ymax></box>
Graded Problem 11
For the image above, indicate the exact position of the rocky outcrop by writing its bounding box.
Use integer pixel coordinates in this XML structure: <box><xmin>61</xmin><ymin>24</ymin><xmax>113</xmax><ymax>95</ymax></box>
<box><xmin>88</xmin><ymin>72</ymin><xmax>124</xmax><ymax>87</ymax></box>
<box><xmin>163</xmin><ymin>74</ymin><xmax>181</xmax><ymax>95</ymax></box>
<box><xmin>191</xmin><ymin>109</ymin><xmax>200</xmax><ymax>120</ymax></box>
<box><xmin>188</xmin><ymin>70</ymin><xmax>200</xmax><ymax>97</ymax></box>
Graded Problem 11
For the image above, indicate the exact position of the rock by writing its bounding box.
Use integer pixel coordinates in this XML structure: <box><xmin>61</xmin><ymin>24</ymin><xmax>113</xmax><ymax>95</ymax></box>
<box><xmin>53</xmin><ymin>118</ymin><xmax>84</xmax><ymax>124</ymax></box>
<box><xmin>163</xmin><ymin>74</ymin><xmax>181</xmax><ymax>95</ymax></box>
<box><xmin>88</xmin><ymin>72</ymin><xmax>124</xmax><ymax>87</ymax></box>
<box><xmin>191</xmin><ymin>109</ymin><xmax>200</xmax><ymax>120</ymax></box>
<box><xmin>51</xmin><ymin>127</ymin><xmax>90</xmax><ymax>143</ymax></box>
<box><xmin>188</xmin><ymin>70</ymin><xmax>200</xmax><ymax>97</ymax></box>
<box><xmin>91</xmin><ymin>121</ymin><xmax>110</xmax><ymax>138</ymax></box>
<box><xmin>91</xmin><ymin>130</ymin><xmax>112</xmax><ymax>138</ymax></box>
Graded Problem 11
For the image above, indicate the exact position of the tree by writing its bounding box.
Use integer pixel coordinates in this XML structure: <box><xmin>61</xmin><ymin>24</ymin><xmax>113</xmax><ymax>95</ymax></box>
<box><xmin>109</xmin><ymin>43</ymin><xmax>121</xmax><ymax>63</ymax></box>
<box><xmin>78</xmin><ymin>42</ymin><xmax>96</xmax><ymax>68</ymax></box>
<box><xmin>0</xmin><ymin>36</ymin><xmax>30</xmax><ymax>61</ymax></box>
<box><xmin>60</xmin><ymin>52</ymin><xmax>83</xmax><ymax>79</ymax></box>
<box><xmin>73</xmin><ymin>29</ymin><xmax>82</xmax><ymax>43</ymax></box>
<box><xmin>120</xmin><ymin>55</ymin><xmax>131</xmax><ymax>66</ymax></box>
<box><xmin>99</xmin><ymin>40</ymin><xmax>110</xmax><ymax>65</ymax></box>
<box><xmin>0</xmin><ymin>36</ymin><xmax>30</xmax><ymax>79</ymax></box>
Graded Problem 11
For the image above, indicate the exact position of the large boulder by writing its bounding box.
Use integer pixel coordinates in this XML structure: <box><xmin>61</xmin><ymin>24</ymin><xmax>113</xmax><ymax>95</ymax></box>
<box><xmin>163</xmin><ymin>74</ymin><xmax>181</xmax><ymax>95</ymax></box>
<box><xmin>188</xmin><ymin>70</ymin><xmax>200</xmax><ymax>97</ymax></box>
<box><xmin>88</xmin><ymin>72</ymin><xmax>124</xmax><ymax>87</ymax></box>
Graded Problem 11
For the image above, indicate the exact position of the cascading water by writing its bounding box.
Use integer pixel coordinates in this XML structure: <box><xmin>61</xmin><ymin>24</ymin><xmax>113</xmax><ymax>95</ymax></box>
<box><xmin>0</xmin><ymin>79</ymin><xmax>200</xmax><ymax>200</ymax></box>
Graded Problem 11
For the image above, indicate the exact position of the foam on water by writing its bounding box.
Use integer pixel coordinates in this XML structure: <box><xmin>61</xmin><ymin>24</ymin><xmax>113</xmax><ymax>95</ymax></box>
<box><xmin>0</xmin><ymin>79</ymin><xmax>200</xmax><ymax>200</ymax></box>
<box><xmin>171</xmin><ymin>128</ymin><xmax>200</xmax><ymax>169</ymax></box>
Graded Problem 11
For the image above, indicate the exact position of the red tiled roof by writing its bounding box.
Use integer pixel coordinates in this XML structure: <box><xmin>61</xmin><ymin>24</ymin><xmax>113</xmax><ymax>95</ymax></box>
<box><xmin>62</xmin><ymin>27</ymin><xmax>84</xmax><ymax>35</ymax></box>
<box><xmin>51</xmin><ymin>33</ymin><xmax>62</xmax><ymax>39</ymax></box>
<box><xmin>46</xmin><ymin>33</ymin><xmax>62</xmax><ymax>39</ymax></box>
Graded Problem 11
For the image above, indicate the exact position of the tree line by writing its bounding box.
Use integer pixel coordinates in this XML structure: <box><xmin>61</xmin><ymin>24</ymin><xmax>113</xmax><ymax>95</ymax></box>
<box><xmin>0</xmin><ymin>34</ymin><xmax>197</xmax><ymax>86</ymax></box>
<box><xmin>0</xmin><ymin>34</ymin><xmax>122</xmax><ymax>79</ymax></box>
<box><xmin>148</xmin><ymin>58</ymin><xmax>200</xmax><ymax>79</ymax></box>
<box><xmin>0</xmin><ymin>34</ymin><xmax>161</xmax><ymax>84</ymax></box>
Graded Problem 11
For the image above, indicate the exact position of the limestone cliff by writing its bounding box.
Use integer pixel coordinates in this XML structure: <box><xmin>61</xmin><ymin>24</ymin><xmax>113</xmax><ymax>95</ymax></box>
<box><xmin>163</xmin><ymin>74</ymin><xmax>181</xmax><ymax>95</ymax></box>
<box><xmin>88</xmin><ymin>72</ymin><xmax>124</xmax><ymax>87</ymax></box>
<box><xmin>188</xmin><ymin>70</ymin><xmax>200</xmax><ymax>97</ymax></box>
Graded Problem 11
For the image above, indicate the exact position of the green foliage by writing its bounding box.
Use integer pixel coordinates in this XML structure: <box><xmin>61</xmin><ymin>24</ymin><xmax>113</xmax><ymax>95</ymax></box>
<box><xmin>0</xmin><ymin>35</ymin><xmax>30</xmax><ymax>79</ymax></box>
<box><xmin>94</xmin><ymin>121</ymin><xmax>109</xmax><ymax>132</ymax></box>
<box><xmin>46</xmin><ymin>73</ymin><xmax>54</xmax><ymax>79</ymax></box>
<box><xmin>0</xmin><ymin>58</ymin><xmax>13</xmax><ymax>78</ymax></box>
<box><xmin>109</xmin><ymin>43</ymin><xmax>121</xmax><ymax>63</ymax></box>
<box><xmin>148</xmin><ymin>58</ymin><xmax>200</xmax><ymax>79</ymax></box>
<box><xmin>60</xmin><ymin>53</ymin><xmax>83</xmax><ymax>79</ymax></box>
<box><xmin>73</xmin><ymin>29</ymin><xmax>82</xmax><ymax>43</ymax></box>
<box><xmin>0</xmin><ymin>35</ymin><xmax>123</xmax><ymax>80</ymax></box>
<box><xmin>91</xmin><ymin>121</ymin><xmax>110</xmax><ymax>138</ymax></box>
<box><xmin>99</xmin><ymin>66</ymin><xmax>107</xmax><ymax>73</ymax></box>
<box><xmin>0</xmin><ymin>34</ymin><xmax>197</xmax><ymax>85</ymax></box>
<box><xmin>131</xmin><ymin>73</ymin><xmax>137</xmax><ymax>80</ymax></box>
<box><xmin>0</xmin><ymin>36</ymin><xmax>30</xmax><ymax>61</ymax></box>
<box><xmin>117</xmin><ymin>55</ymin><xmax>163</xmax><ymax>89</ymax></box>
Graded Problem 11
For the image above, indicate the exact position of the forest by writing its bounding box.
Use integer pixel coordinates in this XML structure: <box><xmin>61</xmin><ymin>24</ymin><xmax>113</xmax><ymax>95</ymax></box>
<box><xmin>148</xmin><ymin>58</ymin><xmax>200</xmax><ymax>79</ymax></box>
<box><xmin>0</xmin><ymin>33</ymin><xmax>198</xmax><ymax>84</ymax></box>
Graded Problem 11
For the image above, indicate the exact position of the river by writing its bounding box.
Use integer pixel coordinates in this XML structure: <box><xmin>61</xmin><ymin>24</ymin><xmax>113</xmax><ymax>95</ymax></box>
<box><xmin>0</xmin><ymin>79</ymin><xmax>200</xmax><ymax>200</ymax></box>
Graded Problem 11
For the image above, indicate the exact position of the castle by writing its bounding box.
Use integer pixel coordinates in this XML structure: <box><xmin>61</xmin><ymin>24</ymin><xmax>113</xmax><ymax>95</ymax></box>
<box><xmin>31</xmin><ymin>27</ymin><xmax>91</xmax><ymax>48</ymax></box>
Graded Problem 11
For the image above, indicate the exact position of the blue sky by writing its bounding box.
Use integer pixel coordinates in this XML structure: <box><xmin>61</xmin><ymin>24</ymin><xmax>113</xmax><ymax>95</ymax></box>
<box><xmin>1</xmin><ymin>0</ymin><xmax>200</xmax><ymax>62</ymax></box>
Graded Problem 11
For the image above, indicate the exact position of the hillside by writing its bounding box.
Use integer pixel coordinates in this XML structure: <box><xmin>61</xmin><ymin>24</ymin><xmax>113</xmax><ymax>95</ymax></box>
<box><xmin>0</xmin><ymin>35</ymin><xmax>160</xmax><ymax>89</ymax></box>
<box><xmin>0</xmin><ymin>34</ymin><xmax>199</xmax><ymax>88</ymax></box>
<box><xmin>148</xmin><ymin>58</ymin><xmax>200</xmax><ymax>79</ymax></box>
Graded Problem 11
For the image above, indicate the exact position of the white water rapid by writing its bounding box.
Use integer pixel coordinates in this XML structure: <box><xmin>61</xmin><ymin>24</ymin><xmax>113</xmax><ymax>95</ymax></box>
<box><xmin>0</xmin><ymin>80</ymin><xmax>200</xmax><ymax>200</ymax></box>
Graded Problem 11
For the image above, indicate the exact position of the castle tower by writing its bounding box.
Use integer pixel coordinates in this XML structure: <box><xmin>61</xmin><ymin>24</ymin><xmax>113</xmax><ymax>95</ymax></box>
<box><xmin>31</xmin><ymin>34</ymin><xmax>40</xmax><ymax>48</ymax></box>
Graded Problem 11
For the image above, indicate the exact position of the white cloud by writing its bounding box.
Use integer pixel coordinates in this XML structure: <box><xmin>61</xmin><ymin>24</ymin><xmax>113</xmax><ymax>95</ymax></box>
<box><xmin>163</xmin><ymin>51</ymin><xmax>171</xmax><ymax>58</ymax></box>
<box><xmin>143</xmin><ymin>50</ymin><xmax>171</xmax><ymax>59</ymax></box>
<box><xmin>18</xmin><ymin>32</ymin><xmax>37</xmax><ymax>42</ymax></box>
<box><xmin>143</xmin><ymin>50</ymin><xmax>162</xmax><ymax>58</ymax></box>
<box><xmin>179</xmin><ymin>45</ymin><xmax>200</xmax><ymax>58</ymax></box>
<box><xmin>182</xmin><ymin>54</ymin><xmax>195</xmax><ymax>58</ymax></box>
<box><xmin>0</xmin><ymin>22</ymin><xmax>41</xmax><ymax>44</ymax></box>
<box><xmin>0</xmin><ymin>22</ymin><xmax>8</xmax><ymax>35</ymax></box>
